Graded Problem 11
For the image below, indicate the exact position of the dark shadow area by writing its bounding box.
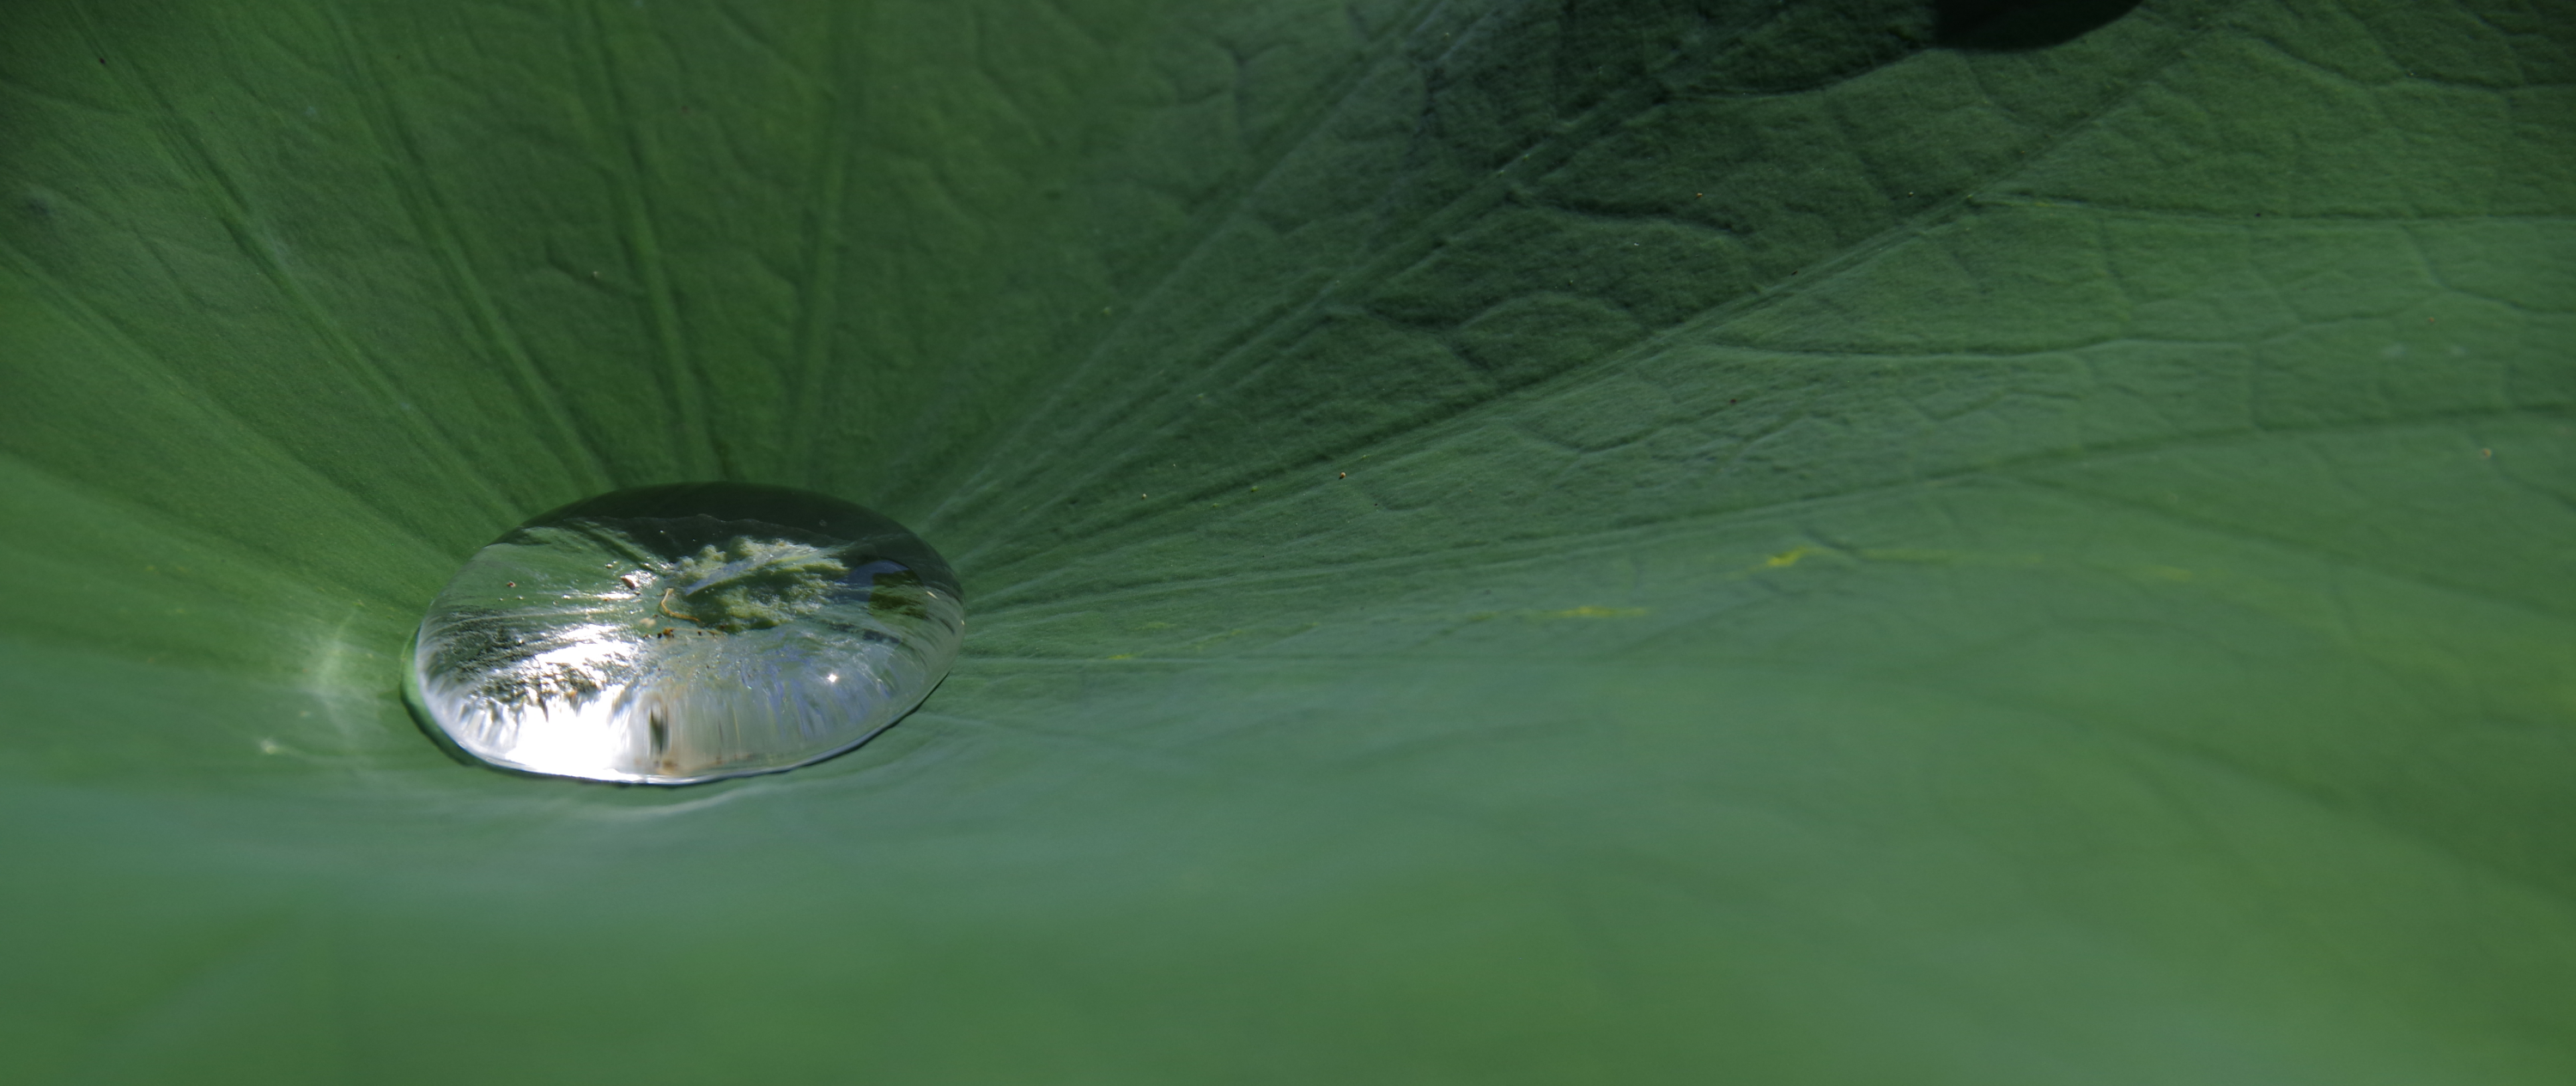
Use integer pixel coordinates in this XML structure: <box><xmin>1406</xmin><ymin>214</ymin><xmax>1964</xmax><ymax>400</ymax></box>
<box><xmin>1937</xmin><ymin>0</ymin><xmax>2143</xmax><ymax>50</ymax></box>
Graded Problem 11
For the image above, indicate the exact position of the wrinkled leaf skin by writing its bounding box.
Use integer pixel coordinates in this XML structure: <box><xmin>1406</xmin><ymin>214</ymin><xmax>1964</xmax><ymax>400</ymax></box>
<box><xmin>1</xmin><ymin>0</ymin><xmax>2570</xmax><ymax>1083</ymax></box>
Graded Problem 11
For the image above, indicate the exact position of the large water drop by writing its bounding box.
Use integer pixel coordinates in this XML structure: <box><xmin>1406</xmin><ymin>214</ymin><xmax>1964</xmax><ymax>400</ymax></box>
<box><xmin>406</xmin><ymin>483</ymin><xmax>963</xmax><ymax>785</ymax></box>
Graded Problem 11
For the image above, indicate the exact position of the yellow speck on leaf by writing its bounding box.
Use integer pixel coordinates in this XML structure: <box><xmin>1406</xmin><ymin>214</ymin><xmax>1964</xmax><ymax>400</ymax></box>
<box><xmin>1106</xmin><ymin>653</ymin><xmax>1134</xmax><ymax>660</ymax></box>
<box><xmin>1544</xmin><ymin>605</ymin><xmax>1649</xmax><ymax>619</ymax></box>
<box><xmin>1766</xmin><ymin>546</ymin><xmax>1814</xmax><ymax>568</ymax></box>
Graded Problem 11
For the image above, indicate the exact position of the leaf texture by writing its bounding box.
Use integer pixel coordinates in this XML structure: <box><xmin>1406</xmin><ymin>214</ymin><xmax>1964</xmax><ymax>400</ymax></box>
<box><xmin>1</xmin><ymin>0</ymin><xmax>2571</xmax><ymax>1081</ymax></box>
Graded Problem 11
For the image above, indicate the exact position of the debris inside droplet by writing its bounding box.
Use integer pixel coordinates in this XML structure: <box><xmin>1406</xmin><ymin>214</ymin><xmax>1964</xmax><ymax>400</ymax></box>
<box><xmin>659</xmin><ymin>538</ymin><xmax>847</xmax><ymax>633</ymax></box>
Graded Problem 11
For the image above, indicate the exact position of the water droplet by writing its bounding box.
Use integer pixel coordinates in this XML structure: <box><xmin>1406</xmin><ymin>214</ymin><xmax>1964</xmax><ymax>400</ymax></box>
<box><xmin>405</xmin><ymin>483</ymin><xmax>964</xmax><ymax>785</ymax></box>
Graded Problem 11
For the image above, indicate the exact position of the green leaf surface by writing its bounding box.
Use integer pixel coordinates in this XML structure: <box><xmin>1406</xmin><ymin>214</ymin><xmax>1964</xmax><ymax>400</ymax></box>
<box><xmin>3</xmin><ymin>0</ymin><xmax>2571</xmax><ymax>1080</ymax></box>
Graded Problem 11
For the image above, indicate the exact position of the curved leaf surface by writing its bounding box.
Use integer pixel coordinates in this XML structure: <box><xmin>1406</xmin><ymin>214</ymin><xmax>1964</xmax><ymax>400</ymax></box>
<box><xmin>1</xmin><ymin>0</ymin><xmax>2570</xmax><ymax>1081</ymax></box>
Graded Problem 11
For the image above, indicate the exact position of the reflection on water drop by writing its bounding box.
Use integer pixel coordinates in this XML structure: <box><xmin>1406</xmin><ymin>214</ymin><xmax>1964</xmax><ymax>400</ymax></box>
<box><xmin>406</xmin><ymin>483</ymin><xmax>963</xmax><ymax>785</ymax></box>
